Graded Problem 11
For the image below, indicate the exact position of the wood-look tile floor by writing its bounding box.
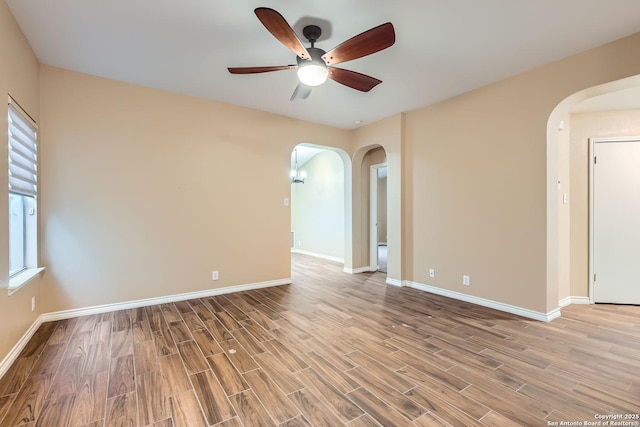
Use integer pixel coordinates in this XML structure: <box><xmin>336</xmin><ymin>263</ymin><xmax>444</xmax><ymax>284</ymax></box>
<box><xmin>1</xmin><ymin>254</ymin><xmax>639</xmax><ymax>426</ymax></box>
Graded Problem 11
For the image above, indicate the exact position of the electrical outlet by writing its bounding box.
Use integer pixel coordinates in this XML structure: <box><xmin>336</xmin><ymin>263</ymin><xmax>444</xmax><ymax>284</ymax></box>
<box><xmin>463</xmin><ymin>275</ymin><xmax>470</xmax><ymax>286</ymax></box>
<box><xmin>31</xmin><ymin>297</ymin><xmax>36</xmax><ymax>312</ymax></box>
<box><xmin>212</xmin><ymin>271</ymin><xmax>219</xmax><ymax>281</ymax></box>
<box><xmin>429</xmin><ymin>268</ymin><xmax>435</xmax><ymax>278</ymax></box>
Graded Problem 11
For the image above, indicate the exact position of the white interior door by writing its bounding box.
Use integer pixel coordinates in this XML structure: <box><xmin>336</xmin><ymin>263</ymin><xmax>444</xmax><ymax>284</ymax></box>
<box><xmin>592</xmin><ymin>139</ymin><xmax>640</xmax><ymax>304</ymax></box>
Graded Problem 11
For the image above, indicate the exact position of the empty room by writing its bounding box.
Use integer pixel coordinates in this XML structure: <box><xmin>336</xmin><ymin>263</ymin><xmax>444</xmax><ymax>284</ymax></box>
<box><xmin>1</xmin><ymin>1</ymin><xmax>639</xmax><ymax>426</ymax></box>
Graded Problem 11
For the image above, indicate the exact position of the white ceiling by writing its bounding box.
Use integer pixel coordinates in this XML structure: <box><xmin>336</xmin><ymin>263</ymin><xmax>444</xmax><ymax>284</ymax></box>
<box><xmin>6</xmin><ymin>0</ymin><xmax>640</xmax><ymax>129</ymax></box>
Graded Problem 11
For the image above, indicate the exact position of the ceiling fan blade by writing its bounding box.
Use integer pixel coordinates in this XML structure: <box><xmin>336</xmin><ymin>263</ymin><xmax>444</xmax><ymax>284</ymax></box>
<box><xmin>254</xmin><ymin>8</ymin><xmax>311</xmax><ymax>61</ymax></box>
<box><xmin>322</xmin><ymin>22</ymin><xmax>395</xmax><ymax>66</ymax></box>
<box><xmin>227</xmin><ymin>65</ymin><xmax>296</xmax><ymax>74</ymax></box>
<box><xmin>290</xmin><ymin>83</ymin><xmax>312</xmax><ymax>101</ymax></box>
<box><xmin>328</xmin><ymin>67</ymin><xmax>382</xmax><ymax>92</ymax></box>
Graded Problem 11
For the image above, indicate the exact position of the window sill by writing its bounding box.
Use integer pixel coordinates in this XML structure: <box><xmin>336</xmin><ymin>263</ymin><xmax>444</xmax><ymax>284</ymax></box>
<box><xmin>8</xmin><ymin>267</ymin><xmax>45</xmax><ymax>296</ymax></box>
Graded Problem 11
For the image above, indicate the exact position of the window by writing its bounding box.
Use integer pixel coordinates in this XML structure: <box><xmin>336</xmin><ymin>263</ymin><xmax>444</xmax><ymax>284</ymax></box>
<box><xmin>8</xmin><ymin>96</ymin><xmax>41</xmax><ymax>289</ymax></box>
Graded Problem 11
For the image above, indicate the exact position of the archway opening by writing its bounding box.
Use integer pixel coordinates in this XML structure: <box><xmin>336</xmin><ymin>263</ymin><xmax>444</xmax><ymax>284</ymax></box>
<box><xmin>547</xmin><ymin>74</ymin><xmax>640</xmax><ymax>309</ymax></box>
<box><xmin>349</xmin><ymin>145</ymin><xmax>390</xmax><ymax>276</ymax></box>
<box><xmin>289</xmin><ymin>143</ymin><xmax>352</xmax><ymax>269</ymax></box>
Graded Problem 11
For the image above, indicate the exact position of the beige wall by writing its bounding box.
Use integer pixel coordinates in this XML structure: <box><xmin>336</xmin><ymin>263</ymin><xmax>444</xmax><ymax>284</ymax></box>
<box><xmin>569</xmin><ymin>110</ymin><xmax>640</xmax><ymax>297</ymax></box>
<box><xmin>291</xmin><ymin>150</ymin><xmax>344</xmax><ymax>259</ymax></box>
<box><xmin>39</xmin><ymin>65</ymin><xmax>351</xmax><ymax>313</ymax></box>
<box><xmin>404</xmin><ymin>33</ymin><xmax>640</xmax><ymax>313</ymax></box>
<box><xmin>0</xmin><ymin>1</ymin><xmax>42</xmax><ymax>363</ymax></box>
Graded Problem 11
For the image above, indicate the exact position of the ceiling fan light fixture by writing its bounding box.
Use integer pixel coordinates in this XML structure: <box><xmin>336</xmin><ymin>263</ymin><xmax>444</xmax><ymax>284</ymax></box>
<box><xmin>297</xmin><ymin>62</ymin><xmax>328</xmax><ymax>87</ymax></box>
<box><xmin>229</xmin><ymin>9</ymin><xmax>395</xmax><ymax>99</ymax></box>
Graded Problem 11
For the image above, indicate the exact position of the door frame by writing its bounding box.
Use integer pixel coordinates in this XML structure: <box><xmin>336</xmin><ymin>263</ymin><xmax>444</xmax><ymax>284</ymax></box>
<box><xmin>370</xmin><ymin>163</ymin><xmax>387</xmax><ymax>271</ymax></box>
<box><xmin>589</xmin><ymin>136</ymin><xmax>640</xmax><ymax>303</ymax></box>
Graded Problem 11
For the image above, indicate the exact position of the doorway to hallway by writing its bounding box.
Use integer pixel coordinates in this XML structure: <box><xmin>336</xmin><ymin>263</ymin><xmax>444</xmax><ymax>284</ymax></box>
<box><xmin>370</xmin><ymin>163</ymin><xmax>387</xmax><ymax>273</ymax></box>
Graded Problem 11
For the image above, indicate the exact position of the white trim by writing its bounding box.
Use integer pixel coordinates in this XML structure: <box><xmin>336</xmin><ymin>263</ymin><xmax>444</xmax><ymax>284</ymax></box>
<box><xmin>558</xmin><ymin>297</ymin><xmax>571</xmax><ymax>308</ymax></box>
<box><xmin>569</xmin><ymin>296</ymin><xmax>591</xmax><ymax>305</ymax></box>
<box><xmin>291</xmin><ymin>249</ymin><xmax>344</xmax><ymax>264</ymax></box>
<box><xmin>41</xmin><ymin>278</ymin><xmax>291</xmax><ymax>322</ymax></box>
<box><xmin>559</xmin><ymin>296</ymin><xmax>592</xmax><ymax>308</ymax></box>
<box><xmin>406</xmin><ymin>281</ymin><xmax>561</xmax><ymax>322</ymax></box>
<box><xmin>0</xmin><ymin>315</ymin><xmax>43</xmax><ymax>380</ymax></box>
<box><xmin>386</xmin><ymin>278</ymin><xmax>403</xmax><ymax>287</ymax></box>
<box><xmin>8</xmin><ymin>267</ymin><xmax>45</xmax><ymax>295</ymax></box>
<box><xmin>344</xmin><ymin>266</ymin><xmax>373</xmax><ymax>274</ymax></box>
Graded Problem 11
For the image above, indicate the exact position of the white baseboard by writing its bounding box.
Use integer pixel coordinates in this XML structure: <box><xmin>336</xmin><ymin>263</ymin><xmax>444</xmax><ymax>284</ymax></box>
<box><xmin>291</xmin><ymin>249</ymin><xmax>344</xmax><ymax>264</ymax></box>
<box><xmin>41</xmin><ymin>278</ymin><xmax>291</xmax><ymax>322</ymax></box>
<box><xmin>344</xmin><ymin>266</ymin><xmax>374</xmax><ymax>274</ymax></box>
<box><xmin>386</xmin><ymin>278</ymin><xmax>403</xmax><ymax>287</ymax></box>
<box><xmin>406</xmin><ymin>281</ymin><xmax>561</xmax><ymax>322</ymax></box>
<box><xmin>559</xmin><ymin>296</ymin><xmax>591</xmax><ymax>307</ymax></box>
<box><xmin>0</xmin><ymin>315</ymin><xmax>43</xmax><ymax>380</ymax></box>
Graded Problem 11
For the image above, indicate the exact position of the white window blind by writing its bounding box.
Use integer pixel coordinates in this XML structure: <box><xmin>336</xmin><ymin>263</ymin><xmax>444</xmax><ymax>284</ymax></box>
<box><xmin>8</xmin><ymin>101</ymin><xmax>38</xmax><ymax>198</ymax></box>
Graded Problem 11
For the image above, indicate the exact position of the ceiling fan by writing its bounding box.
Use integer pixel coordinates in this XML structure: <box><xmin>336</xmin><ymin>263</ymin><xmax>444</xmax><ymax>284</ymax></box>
<box><xmin>227</xmin><ymin>8</ymin><xmax>395</xmax><ymax>100</ymax></box>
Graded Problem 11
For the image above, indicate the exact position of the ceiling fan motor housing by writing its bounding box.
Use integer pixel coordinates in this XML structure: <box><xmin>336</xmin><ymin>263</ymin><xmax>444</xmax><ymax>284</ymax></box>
<box><xmin>302</xmin><ymin>25</ymin><xmax>322</xmax><ymax>45</ymax></box>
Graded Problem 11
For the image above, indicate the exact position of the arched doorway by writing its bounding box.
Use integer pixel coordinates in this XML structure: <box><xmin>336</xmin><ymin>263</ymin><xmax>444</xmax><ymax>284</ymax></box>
<box><xmin>547</xmin><ymin>74</ymin><xmax>640</xmax><ymax>307</ymax></box>
<box><xmin>289</xmin><ymin>143</ymin><xmax>353</xmax><ymax>268</ymax></box>
<box><xmin>370</xmin><ymin>163</ymin><xmax>388</xmax><ymax>273</ymax></box>
<box><xmin>350</xmin><ymin>145</ymin><xmax>394</xmax><ymax>277</ymax></box>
